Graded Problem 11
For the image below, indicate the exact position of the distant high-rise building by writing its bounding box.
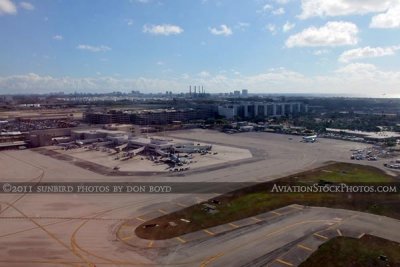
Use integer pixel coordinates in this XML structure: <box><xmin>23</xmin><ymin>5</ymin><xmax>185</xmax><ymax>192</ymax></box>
<box><xmin>242</xmin><ymin>89</ymin><xmax>248</xmax><ymax>97</ymax></box>
<box><xmin>233</xmin><ymin>90</ymin><xmax>241</xmax><ymax>96</ymax></box>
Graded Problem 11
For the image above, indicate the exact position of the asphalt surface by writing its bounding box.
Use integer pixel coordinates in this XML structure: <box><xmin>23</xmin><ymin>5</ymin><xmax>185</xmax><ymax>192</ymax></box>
<box><xmin>0</xmin><ymin>129</ymin><xmax>399</xmax><ymax>267</ymax></box>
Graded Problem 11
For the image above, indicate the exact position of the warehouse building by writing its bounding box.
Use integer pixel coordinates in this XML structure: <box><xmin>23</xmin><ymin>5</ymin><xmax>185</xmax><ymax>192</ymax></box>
<box><xmin>83</xmin><ymin>110</ymin><xmax>130</xmax><ymax>124</ymax></box>
<box><xmin>84</xmin><ymin>108</ymin><xmax>214</xmax><ymax>125</ymax></box>
<box><xmin>130</xmin><ymin>108</ymin><xmax>212</xmax><ymax>125</ymax></box>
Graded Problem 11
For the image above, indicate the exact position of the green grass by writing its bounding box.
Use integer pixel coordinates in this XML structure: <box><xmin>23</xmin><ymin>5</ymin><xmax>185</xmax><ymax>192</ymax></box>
<box><xmin>287</xmin><ymin>162</ymin><xmax>393</xmax><ymax>184</ymax></box>
<box><xmin>300</xmin><ymin>235</ymin><xmax>400</xmax><ymax>267</ymax></box>
<box><xmin>134</xmin><ymin>162</ymin><xmax>400</xmax><ymax>240</ymax></box>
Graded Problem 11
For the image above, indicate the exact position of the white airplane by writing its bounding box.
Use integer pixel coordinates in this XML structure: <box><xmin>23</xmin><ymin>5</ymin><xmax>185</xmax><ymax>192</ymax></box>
<box><xmin>303</xmin><ymin>135</ymin><xmax>317</xmax><ymax>143</ymax></box>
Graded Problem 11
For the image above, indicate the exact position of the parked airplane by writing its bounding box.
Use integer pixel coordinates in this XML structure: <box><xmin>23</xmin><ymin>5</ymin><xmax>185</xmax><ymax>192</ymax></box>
<box><xmin>302</xmin><ymin>135</ymin><xmax>317</xmax><ymax>143</ymax></box>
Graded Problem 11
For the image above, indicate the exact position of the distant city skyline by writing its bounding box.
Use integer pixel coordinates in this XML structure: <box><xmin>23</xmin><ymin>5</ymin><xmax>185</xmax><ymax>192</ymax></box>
<box><xmin>0</xmin><ymin>0</ymin><xmax>400</xmax><ymax>97</ymax></box>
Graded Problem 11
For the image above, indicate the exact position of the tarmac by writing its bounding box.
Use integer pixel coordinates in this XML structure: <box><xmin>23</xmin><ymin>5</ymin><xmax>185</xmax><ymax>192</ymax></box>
<box><xmin>0</xmin><ymin>129</ymin><xmax>399</xmax><ymax>267</ymax></box>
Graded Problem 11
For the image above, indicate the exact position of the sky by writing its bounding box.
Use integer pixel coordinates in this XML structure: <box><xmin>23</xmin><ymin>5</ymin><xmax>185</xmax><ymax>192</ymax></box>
<box><xmin>0</xmin><ymin>0</ymin><xmax>400</xmax><ymax>97</ymax></box>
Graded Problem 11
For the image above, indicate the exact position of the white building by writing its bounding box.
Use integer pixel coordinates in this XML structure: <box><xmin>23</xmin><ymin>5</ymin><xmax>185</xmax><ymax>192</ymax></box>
<box><xmin>218</xmin><ymin>102</ymin><xmax>307</xmax><ymax>119</ymax></box>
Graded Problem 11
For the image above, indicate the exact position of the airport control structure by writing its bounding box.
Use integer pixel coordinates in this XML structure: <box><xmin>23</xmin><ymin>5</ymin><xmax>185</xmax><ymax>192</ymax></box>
<box><xmin>55</xmin><ymin>128</ymin><xmax>213</xmax><ymax>171</ymax></box>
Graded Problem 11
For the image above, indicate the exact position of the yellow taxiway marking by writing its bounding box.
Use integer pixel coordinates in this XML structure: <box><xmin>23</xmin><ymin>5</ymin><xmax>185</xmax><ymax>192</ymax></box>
<box><xmin>275</xmin><ymin>258</ymin><xmax>294</xmax><ymax>266</ymax></box>
<box><xmin>290</xmin><ymin>205</ymin><xmax>304</xmax><ymax>210</ymax></box>
<box><xmin>176</xmin><ymin>202</ymin><xmax>188</xmax><ymax>208</ymax></box>
<box><xmin>357</xmin><ymin>233</ymin><xmax>365</xmax><ymax>239</ymax></box>
<box><xmin>199</xmin><ymin>219</ymin><xmax>341</xmax><ymax>267</ymax></box>
<box><xmin>175</xmin><ymin>237</ymin><xmax>186</xmax><ymax>244</ymax></box>
<box><xmin>158</xmin><ymin>209</ymin><xmax>167</xmax><ymax>214</ymax></box>
<box><xmin>121</xmin><ymin>234</ymin><xmax>135</xmax><ymax>241</ymax></box>
<box><xmin>229</xmin><ymin>223</ymin><xmax>239</xmax><ymax>228</ymax></box>
<box><xmin>147</xmin><ymin>240</ymin><xmax>154</xmax><ymax>248</ymax></box>
<box><xmin>313</xmin><ymin>232</ymin><xmax>328</xmax><ymax>240</ymax></box>
<box><xmin>271</xmin><ymin>211</ymin><xmax>281</xmax><ymax>216</ymax></box>
<box><xmin>0</xmin><ymin>201</ymin><xmax>95</xmax><ymax>267</ymax></box>
<box><xmin>0</xmin><ymin>259</ymin><xmax>89</xmax><ymax>265</ymax></box>
<box><xmin>196</xmin><ymin>197</ymin><xmax>205</xmax><ymax>202</ymax></box>
<box><xmin>251</xmin><ymin>217</ymin><xmax>262</xmax><ymax>222</ymax></box>
<box><xmin>203</xmin><ymin>229</ymin><xmax>215</xmax><ymax>236</ymax></box>
<box><xmin>337</xmin><ymin>229</ymin><xmax>343</xmax><ymax>236</ymax></box>
<box><xmin>200</xmin><ymin>253</ymin><xmax>224</xmax><ymax>267</ymax></box>
<box><xmin>136</xmin><ymin>217</ymin><xmax>146</xmax><ymax>222</ymax></box>
<box><xmin>297</xmin><ymin>244</ymin><xmax>313</xmax><ymax>251</ymax></box>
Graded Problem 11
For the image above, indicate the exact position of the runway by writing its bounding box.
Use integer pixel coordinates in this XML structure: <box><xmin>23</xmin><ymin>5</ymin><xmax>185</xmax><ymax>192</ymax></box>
<box><xmin>0</xmin><ymin>130</ymin><xmax>398</xmax><ymax>267</ymax></box>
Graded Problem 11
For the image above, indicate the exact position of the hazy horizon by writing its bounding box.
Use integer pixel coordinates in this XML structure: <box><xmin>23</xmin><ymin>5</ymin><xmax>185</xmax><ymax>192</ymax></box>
<box><xmin>1</xmin><ymin>0</ymin><xmax>400</xmax><ymax>96</ymax></box>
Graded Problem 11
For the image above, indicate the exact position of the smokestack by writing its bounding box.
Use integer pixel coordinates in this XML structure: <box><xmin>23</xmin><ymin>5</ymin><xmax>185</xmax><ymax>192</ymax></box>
<box><xmin>194</xmin><ymin>86</ymin><xmax>197</xmax><ymax>94</ymax></box>
<box><xmin>189</xmin><ymin>85</ymin><xmax>192</xmax><ymax>96</ymax></box>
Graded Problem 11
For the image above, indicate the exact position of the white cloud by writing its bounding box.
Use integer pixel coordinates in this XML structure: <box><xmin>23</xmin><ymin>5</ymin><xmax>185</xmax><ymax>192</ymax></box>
<box><xmin>286</xmin><ymin>21</ymin><xmax>358</xmax><ymax>48</ymax></box>
<box><xmin>282</xmin><ymin>21</ymin><xmax>295</xmax><ymax>32</ymax></box>
<box><xmin>313</xmin><ymin>49</ymin><xmax>329</xmax><ymax>56</ymax></box>
<box><xmin>209</xmin><ymin>24</ymin><xmax>232</xmax><ymax>36</ymax></box>
<box><xmin>0</xmin><ymin>0</ymin><xmax>17</xmax><ymax>15</ymax></box>
<box><xmin>76</xmin><ymin>44</ymin><xmax>111</xmax><ymax>52</ymax></box>
<box><xmin>125</xmin><ymin>19</ymin><xmax>134</xmax><ymax>26</ymax></box>
<box><xmin>236</xmin><ymin>22</ymin><xmax>250</xmax><ymax>30</ymax></box>
<box><xmin>257</xmin><ymin>3</ymin><xmax>273</xmax><ymax>13</ymax></box>
<box><xmin>370</xmin><ymin>5</ymin><xmax>400</xmax><ymax>28</ymax></box>
<box><xmin>198</xmin><ymin>71</ymin><xmax>211</xmax><ymax>77</ymax></box>
<box><xmin>19</xmin><ymin>1</ymin><xmax>34</xmax><ymax>10</ymax></box>
<box><xmin>0</xmin><ymin>73</ymin><xmax>183</xmax><ymax>94</ymax></box>
<box><xmin>299</xmin><ymin>0</ymin><xmax>395</xmax><ymax>19</ymax></box>
<box><xmin>156</xmin><ymin>61</ymin><xmax>164</xmax><ymax>66</ymax></box>
<box><xmin>272</xmin><ymin>7</ymin><xmax>285</xmax><ymax>15</ymax></box>
<box><xmin>53</xmin><ymin>35</ymin><xmax>63</xmax><ymax>41</ymax></box>
<box><xmin>275</xmin><ymin>0</ymin><xmax>290</xmax><ymax>4</ymax></box>
<box><xmin>266</xmin><ymin>24</ymin><xmax>277</xmax><ymax>34</ymax></box>
<box><xmin>2</xmin><ymin>65</ymin><xmax>400</xmax><ymax>97</ymax></box>
<box><xmin>336</xmin><ymin>62</ymin><xmax>378</xmax><ymax>74</ymax></box>
<box><xmin>143</xmin><ymin>24</ymin><xmax>184</xmax><ymax>36</ymax></box>
<box><xmin>339</xmin><ymin>45</ymin><xmax>400</xmax><ymax>63</ymax></box>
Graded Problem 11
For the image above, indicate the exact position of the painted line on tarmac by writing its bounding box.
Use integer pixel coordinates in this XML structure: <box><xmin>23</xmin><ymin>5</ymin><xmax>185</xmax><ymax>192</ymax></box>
<box><xmin>337</xmin><ymin>229</ymin><xmax>343</xmax><ymax>236</ymax></box>
<box><xmin>121</xmin><ymin>234</ymin><xmax>135</xmax><ymax>241</ymax></box>
<box><xmin>175</xmin><ymin>202</ymin><xmax>188</xmax><ymax>208</ymax></box>
<box><xmin>313</xmin><ymin>232</ymin><xmax>328</xmax><ymax>240</ymax></box>
<box><xmin>158</xmin><ymin>209</ymin><xmax>167</xmax><ymax>214</ymax></box>
<box><xmin>251</xmin><ymin>217</ymin><xmax>262</xmax><ymax>222</ymax></box>
<box><xmin>275</xmin><ymin>258</ymin><xmax>294</xmax><ymax>266</ymax></box>
<box><xmin>297</xmin><ymin>244</ymin><xmax>313</xmax><ymax>251</ymax></box>
<box><xmin>136</xmin><ymin>217</ymin><xmax>146</xmax><ymax>222</ymax></box>
<box><xmin>203</xmin><ymin>229</ymin><xmax>215</xmax><ymax>236</ymax></box>
<box><xmin>196</xmin><ymin>197</ymin><xmax>205</xmax><ymax>202</ymax></box>
<box><xmin>175</xmin><ymin>237</ymin><xmax>186</xmax><ymax>244</ymax></box>
<box><xmin>229</xmin><ymin>223</ymin><xmax>239</xmax><ymax>228</ymax></box>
